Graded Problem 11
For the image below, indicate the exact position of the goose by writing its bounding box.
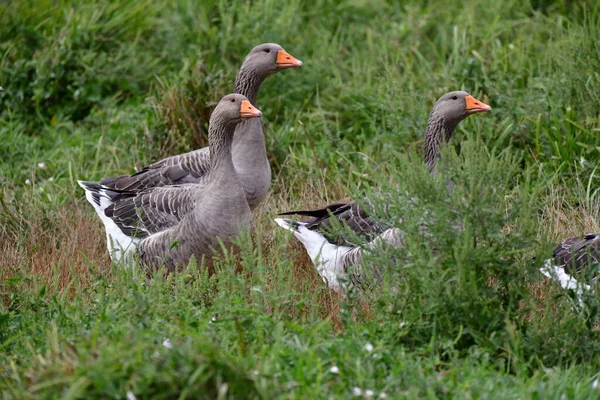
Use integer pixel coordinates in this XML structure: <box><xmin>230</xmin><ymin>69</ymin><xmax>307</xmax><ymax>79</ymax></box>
<box><xmin>275</xmin><ymin>91</ymin><xmax>491</xmax><ymax>291</ymax></box>
<box><xmin>81</xmin><ymin>43</ymin><xmax>301</xmax><ymax>260</ymax></box>
<box><xmin>98</xmin><ymin>43</ymin><xmax>301</xmax><ymax>207</ymax></box>
<box><xmin>79</xmin><ymin>94</ymin><xmax>262</xmax><ymax>268</ymax></box>
<box><xmin>540</xmin><ymin>233</ymin><xmax>599</xmax><ymax>305</ymax></box>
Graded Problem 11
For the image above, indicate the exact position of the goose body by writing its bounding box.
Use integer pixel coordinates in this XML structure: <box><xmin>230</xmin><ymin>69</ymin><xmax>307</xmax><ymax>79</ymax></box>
<box><xmin>276</xmin><ymin>91</ymin><xmax>491</xmax><ymax>290</ymax></box>
<box><xmin>79</xmin><ymin>94</ymin><xmax>262</xmax><ymax>268</ymax></box>
<box><xmin>540</xmin><ymin>233</ymin><xmax>599</xmax><ymax>304</ymax></box>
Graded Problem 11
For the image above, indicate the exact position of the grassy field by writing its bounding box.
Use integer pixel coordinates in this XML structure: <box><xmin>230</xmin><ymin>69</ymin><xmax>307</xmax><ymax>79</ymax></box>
<box><xmin>1</xmin><ymin>0</ymin><xmax>600</xmax><ymax>398</ymax></box>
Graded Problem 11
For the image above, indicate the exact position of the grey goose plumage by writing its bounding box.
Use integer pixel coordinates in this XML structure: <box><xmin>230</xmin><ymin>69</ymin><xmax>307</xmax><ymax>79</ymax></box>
<box><xmin>275</xmin><ymin>91</ymin><xmax>492</xmax><ymax>291</ymax></box>
<box><xmin>79</xmin><ymin>94</ymin><xmax>261</xmax><ymax>269</ymax></box>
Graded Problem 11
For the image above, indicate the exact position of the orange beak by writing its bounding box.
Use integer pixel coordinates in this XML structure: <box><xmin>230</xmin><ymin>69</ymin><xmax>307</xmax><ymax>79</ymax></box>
<box><xmin>240</xmin><ymin>100</ymin><xmax>262</xmax><ymax>118</ymax></box>
<box><xmin>276</xmin><ymin>50</ymin><xmax>303</xmax><ymax>68</ymax></box>
<box><xmin>465</xmin><ymin>95</ymin><xmax>492</xmax><ymax>115</ymax></box>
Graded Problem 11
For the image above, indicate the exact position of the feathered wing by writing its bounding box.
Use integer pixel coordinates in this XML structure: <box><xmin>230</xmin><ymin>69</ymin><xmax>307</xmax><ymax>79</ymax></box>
<box><xmin>104</xmin><ymin>184</ymin><xmax>198</xmax><ymax>238</ymax></box>
<box><xmin>79</xmin><ymin>181</ymin><xmax>198</xmax><ymax>239</ymax></box>
<box><xmin>278</xmin><ymin>202</ymin><xmax>384</xmax><ymax>246</ymax></box>
<box><xmin>551</xmin><ymin>233</ymin><xmax>600</xmax><ymax>276</ymax></box>
<box><xmin>100</xmin><ymin>148</ymin><xmax>212</xmax><ymax>192</ymax></box>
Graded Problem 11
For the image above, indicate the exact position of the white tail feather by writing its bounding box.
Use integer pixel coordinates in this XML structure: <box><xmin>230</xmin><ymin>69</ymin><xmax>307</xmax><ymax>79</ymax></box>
<box><xmin>540</xmin><ymin>259</ymin><xmax>590</xmax><ymax>306</ymax></box>
<box><xmin>78</xmin><ymin>180</ymin><xmax>138</xmax><ymax>264</ymax></box>
<box><xmin>274</xmin><ymin>218</ymin><xmax>351</xmax><ymax>292</ymax></box>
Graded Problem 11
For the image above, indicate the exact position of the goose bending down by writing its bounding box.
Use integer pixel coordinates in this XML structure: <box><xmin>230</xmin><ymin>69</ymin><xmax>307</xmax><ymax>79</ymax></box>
<box><xmin>540</xmin><ymin>233</ymin><xmax>599</xmax><ymax>305</ymax></box>
<box><xmin>276</xmin><ymin>91</ymin><xmax>491</xmax><ymax>290</ymax></box>
<box><xmin>79</xmin><ymin>94</ymin><xmax>261</xmax><ymax>268</ymax></box>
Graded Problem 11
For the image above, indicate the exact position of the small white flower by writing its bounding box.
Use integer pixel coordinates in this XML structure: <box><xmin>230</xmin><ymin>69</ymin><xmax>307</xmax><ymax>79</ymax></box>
<box><xmin>365</xmin><ymin>389</ymin><xmax>375</xmax><ymax>397</ymax></box>
<box><xmin>25</xmin><ymin>179</ymin><xmax>31</xmax><ymax>185</ymax></box>
<box><xmin>399</xmin><ymin>321</ymin><xmax>407</xmax><ymax>329</ymax></box>
<box><xmin>210</xmin><ymin>316</ymin><xmax>217</xmax><ymax>323</ymax></box>
<box><xmin>353</xmin><ymin>387</ymin><xmax>363</xmax><ymax>396</ymax></box>
<box><xmin>251</xmin><ymin>286</ymin><xmax>262</xmax><ymax>292</ymax></box>
<box><xmin>48</xmin><ymin>177</ymin><xmax>54</xmax><ymax>182</ymax></box>
<box><xmin>252</xmin><ymin>369</ymin><xmax>260</xmax><ymax>376</ymax></box>
<box><xmin>126</xmin><ymin>391</ymin><xmax>137</xmax><ymax>400</ymax></box>
<box><xmin>593</xmin><ymin>379</ymin><xmax>599</xmax><ymax>389</ymax></box>
<box><xmin>364</xmin><ymin>343</ymin><xmax>374</xmax><ymax>352</ymax></box>
<box><xmin>580</xmin><ymin>156</ymin><xmax>586</xmax><ymax>167</ymax></box>
<box><xmin>329</xmin><ymin>365</ymin><xmax>339</xmax><ymax>374</ymax></box>
<box><xmin>162</xmin><ymin>338</ymin><xmax>173</xmax><ymax>349</ymax></box>
<box><xmin>508</xmin><ymin>43</ymin><xmax>515</xmax><ymax>50</ymax></box>
<box><xmin>37</xmin><ymin>162</ymin><xmax>46</xmax><ymax>169</ymax></box>
<box><xmin>379</xmin><ymin>393</ymin><xmax>388</xmax><ymax>399</ymax></box>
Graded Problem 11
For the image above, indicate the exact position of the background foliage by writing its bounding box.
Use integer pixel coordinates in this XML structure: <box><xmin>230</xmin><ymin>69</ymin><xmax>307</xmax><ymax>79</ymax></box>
<box><xmin>1</xmin><ymin>0</ymin><xmax>600</xmax><ymax>398</ymax></box>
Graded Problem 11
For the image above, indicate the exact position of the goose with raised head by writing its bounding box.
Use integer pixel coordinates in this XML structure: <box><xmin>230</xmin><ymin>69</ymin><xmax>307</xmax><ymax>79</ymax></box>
<box><xmin>275</xmin><ymin>91</ymin><xmax>491</xmax><ymax>291</ymax></box>
<box><xmin>540</xmin><ymin>233</ymin><xmax>599</xmax><ymax>305</ymax></box>
<box><xmin>79</xmin><ymin>94</ymin><xmax>262</xmax><ymax>268</ymax></box>
<box><xmin>98</xmin><ymin>43</ymin><xmax>301</xmax><ymax>207</ymax></box>
<box><xmin>80</xmin><ymin>44</ymin><xmax>301</xmax><ymax>260</ymax></box>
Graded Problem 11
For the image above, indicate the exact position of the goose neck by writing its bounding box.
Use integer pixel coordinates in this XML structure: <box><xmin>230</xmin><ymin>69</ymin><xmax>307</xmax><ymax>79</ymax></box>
<box><xmin>423</xmin><ymin>112</ymin><xmax>459</xmax><ymax>172</ymax></box>
<box><xmin>234</xmin><ymin>67</ymin><xmax>264</xmax><ymax>105</ymax></box>
<box><xmin>208</xmin><ymin>117</ymin><xmax>237</xmax><ymax>174</ymax></box>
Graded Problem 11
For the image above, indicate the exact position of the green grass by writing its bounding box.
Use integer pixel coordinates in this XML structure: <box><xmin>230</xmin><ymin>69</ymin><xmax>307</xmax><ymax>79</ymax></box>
<box><xmin>2</xmin><ymin>0</ymin><xmax>600</xmax><ymax>398</ymax></box>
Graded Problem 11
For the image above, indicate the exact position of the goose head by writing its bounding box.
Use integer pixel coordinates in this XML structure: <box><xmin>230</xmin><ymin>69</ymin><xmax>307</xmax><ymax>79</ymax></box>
<box><xmin>242</xmin><ymin>43</ymin><xmax>303</xmax><ymax>78</ymax></box>
<box><xmin>212</xmin><ymin>94</ymin><xmax>262</xmax><ymax>127</ymax></box>
<box><xmin>432</xmin><ymin>91</ymin><xmax>491</xmax><ymax>126</ymax></box>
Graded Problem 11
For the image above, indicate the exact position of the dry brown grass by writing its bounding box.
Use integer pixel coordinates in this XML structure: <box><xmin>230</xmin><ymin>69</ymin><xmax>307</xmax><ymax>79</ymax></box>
<box><xmin>0</xmin><ymin>201</ymin><xmax>112</xmax><ymax>297</ymax></box>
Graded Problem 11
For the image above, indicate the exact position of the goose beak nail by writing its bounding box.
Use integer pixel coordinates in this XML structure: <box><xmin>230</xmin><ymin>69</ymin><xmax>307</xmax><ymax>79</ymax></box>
<box><xmin>240</xmin><ymin>100</ymin><xmax>262</xmax><ymax>118</ymax></box>
<box><xmin>465</xmin><ymin>95</ymin><xmax>492</xmax><ymax>115</ymax></box>
<box><xmin>276</xmin><ymin>50</ymin><xmax>303</xmax><ymax>68</ymax></box>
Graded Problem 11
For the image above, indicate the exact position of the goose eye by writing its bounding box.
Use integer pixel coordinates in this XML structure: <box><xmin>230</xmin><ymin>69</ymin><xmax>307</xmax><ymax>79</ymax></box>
<box><xmin>452</xmin><ymin>96</ymin><xmax>458</xmax><ymax>100</ymax></box>
<box><xmin>264</xmin><ymin>49</ymin><xmax>271</xmax><ymax>53</ymax></box>
<box><xmin>231</xmin><ymin>99</ymin><xmax>235</xmax><ymax>103</ymax></box>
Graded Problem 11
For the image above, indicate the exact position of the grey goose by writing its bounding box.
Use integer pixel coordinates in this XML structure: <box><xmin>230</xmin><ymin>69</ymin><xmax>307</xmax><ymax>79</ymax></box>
<box><xmin>275</xmin><ymin>91</ymin><xmax>491</xmax><ymax>291</ymax></box>
<box><xmin>79</xmin><ymin>94</ymin><xmax>262</xmax><ymax>269</ymax></box>
<box><xmin>80</xmin><ymin>43</ymin><xmax>301</xmax><ymax>260</ymax></box>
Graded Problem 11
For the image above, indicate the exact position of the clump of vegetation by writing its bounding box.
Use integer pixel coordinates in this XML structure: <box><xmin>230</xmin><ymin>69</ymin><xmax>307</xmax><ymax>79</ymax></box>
<box><xmin>1</xmin><ymin>0</ymin><xmax>600</xmax><ymax>398</ymax></box>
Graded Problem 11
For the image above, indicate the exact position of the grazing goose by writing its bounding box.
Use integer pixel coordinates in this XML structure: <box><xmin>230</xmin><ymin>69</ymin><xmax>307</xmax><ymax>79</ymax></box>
<box><xmin>540</xmin><ymin>233</ymin><xmax>599</xmax><ymax>305</ymax></box>
<box><xmin>79</xmin><ymin>94</ymin><xmax>261</xmax><ymax>267</ymax></box>
<box><xmin>275</xmin><ymin>91</ymin><xmax>491</xmax><ymax>290</ymax></box>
